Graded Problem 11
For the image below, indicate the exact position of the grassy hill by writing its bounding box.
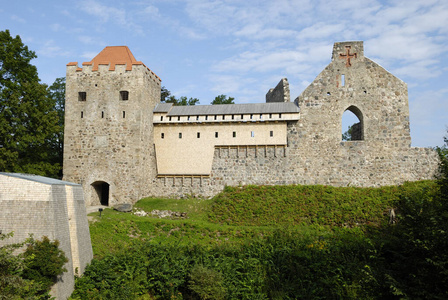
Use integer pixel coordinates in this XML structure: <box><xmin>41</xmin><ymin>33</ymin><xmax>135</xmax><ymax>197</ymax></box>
<box><xmin>72</xmin><ymin>180</ymin><xmax>447</xmax><ymax>299</ymax></box>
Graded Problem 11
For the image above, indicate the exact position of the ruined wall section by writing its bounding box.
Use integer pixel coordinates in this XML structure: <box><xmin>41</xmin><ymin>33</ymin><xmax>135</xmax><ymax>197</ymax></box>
<box><xmin>266</xmin><ymin>78</ymin><xmax>290</xmax><ymax>103</ymax></box>
<box><xmin>64</xmin><ymin>63</ymin><xmax>161</xmax><ymax>205</ymax></box>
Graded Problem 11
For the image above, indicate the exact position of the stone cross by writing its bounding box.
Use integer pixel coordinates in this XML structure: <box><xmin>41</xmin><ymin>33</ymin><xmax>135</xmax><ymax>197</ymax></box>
<box><xmin>339</xmin><ymin>46</ymin><xmax>357</xmax><ymax>67</ymax></box>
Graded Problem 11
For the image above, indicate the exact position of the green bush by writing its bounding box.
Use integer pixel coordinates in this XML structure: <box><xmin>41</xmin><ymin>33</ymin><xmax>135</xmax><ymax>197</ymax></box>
<box><xmin>22</xmin><ymin>236</ymin><xmax>68</xmax><ymax>294</ymax></box>
<box><xmin>188</xmin><ymin>265</ymin><xmax>226</xmax><ymax>300</ymax></box>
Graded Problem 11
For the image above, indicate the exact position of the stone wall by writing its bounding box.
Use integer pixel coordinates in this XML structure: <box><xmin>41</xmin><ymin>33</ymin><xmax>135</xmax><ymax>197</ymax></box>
<box><xmin>149</xmin><ymin>122</ymin><xmax>439</xmax><ymax>198</ymax></box>
<box><xmin>0</xmin><ymin>173</ymin><xmax>93</xmax><ymax>300</ymax></box>
<box><xmin>266</xmin><ymin>78</ymin><xmax>290</xmax><ymax>103</ymax></box>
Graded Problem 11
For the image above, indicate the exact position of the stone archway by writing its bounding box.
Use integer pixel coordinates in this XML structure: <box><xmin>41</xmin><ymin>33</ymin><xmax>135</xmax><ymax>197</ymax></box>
<box><xmin>91</xmin><ymin>181</ymin><xmax>110</xmax><ymax>206</ymax></box>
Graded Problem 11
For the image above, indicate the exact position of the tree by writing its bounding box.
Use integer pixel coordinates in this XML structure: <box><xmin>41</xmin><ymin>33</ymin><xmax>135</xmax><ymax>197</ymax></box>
<box><xmin>160</xmin><ymin>87</ymin><xmax>199</xmax><ymax>106</ymax></box>
<box><xmin>47</xmin><ymin>77</ymin><xmax>65</xmax><ymax>174</ymax></box>
<box><xmin>0</xmin><ymin>30</ymin><xmax>60</xmax><ymax>177</ymax></box>
<box><xmin>161</xmin><ymin>86</ymin><xmax>171</xmax><ymax>103</ymax></box>
<box><xmin>211</xmin><ymin>94</ymin><xmax>234</xmax><ymax>105</ymax></box>
<box><xmin>342</xmin><ymin>125</ymin><xmax>352</xmax><ymax>141</ymax></box>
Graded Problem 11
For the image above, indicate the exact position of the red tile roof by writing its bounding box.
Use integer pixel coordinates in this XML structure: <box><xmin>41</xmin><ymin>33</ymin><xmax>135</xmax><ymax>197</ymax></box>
<box><xmin>83</xmin><ymin>46</ymin><xmax>142</xmax><ymax>71</ymax></box>
<box><xmin>67</xmin><ymin>46</ymin><xmax>161</xmax><ymax>81</ymax></box>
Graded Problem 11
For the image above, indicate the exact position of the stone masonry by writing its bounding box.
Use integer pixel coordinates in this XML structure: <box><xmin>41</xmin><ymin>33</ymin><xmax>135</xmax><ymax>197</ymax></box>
<box><xmin>63</xmin><ymin>42</ymin><xmax>439</xmax><ymax>202</ymax></box>
<box><xmin>0</xmin><ymin>173</ymin><xmax>93</xmax><ymax>300</ymax></box>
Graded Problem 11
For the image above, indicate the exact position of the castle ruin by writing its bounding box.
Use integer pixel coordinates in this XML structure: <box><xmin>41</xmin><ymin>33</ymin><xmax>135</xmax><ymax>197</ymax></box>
<box><xmin>63</xmin><ymin>41</ymin><xmax>439</xmax><ymax>206</ymax></box>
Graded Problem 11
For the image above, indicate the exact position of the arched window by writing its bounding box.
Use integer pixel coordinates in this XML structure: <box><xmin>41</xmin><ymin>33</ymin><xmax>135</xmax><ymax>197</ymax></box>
<box><xmin>341</xmin><ymin>105</ymin><xmax>364</xmax><ymax>141</ymax></box>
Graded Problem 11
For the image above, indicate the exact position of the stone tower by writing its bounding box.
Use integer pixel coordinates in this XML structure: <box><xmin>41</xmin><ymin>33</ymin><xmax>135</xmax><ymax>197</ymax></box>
<box><xmin>63</xmin><ymin>46</ymin><xmax>161</xmax><ymax>206</ymax></box>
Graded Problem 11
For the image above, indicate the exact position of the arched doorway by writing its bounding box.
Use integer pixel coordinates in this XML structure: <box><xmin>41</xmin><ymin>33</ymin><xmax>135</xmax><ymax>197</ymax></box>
<box><xmin>91</xmin><ymin>181</ymin><xmax>110</xmax><ymax>206</ymax></box>
<box><xmin>341</xmin><ymin>105</ymin><xmax>364</xmax><ymax>141</ymax></box>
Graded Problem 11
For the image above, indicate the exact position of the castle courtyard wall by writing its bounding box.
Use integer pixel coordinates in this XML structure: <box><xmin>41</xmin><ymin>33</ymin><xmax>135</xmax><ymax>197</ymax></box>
<box><xmin>0</xmin><ymin>174</ymin><xmax>93</xmax><ymax>300</ymax></box>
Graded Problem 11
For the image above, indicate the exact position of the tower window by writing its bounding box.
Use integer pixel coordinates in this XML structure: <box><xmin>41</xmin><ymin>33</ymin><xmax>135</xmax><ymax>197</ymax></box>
<box><xmin>196</xmin><ymin>116</ymin><xmax>199</xmax><ymax>121</ymax></box>
<box><xmin>161</xmin><ymin>133</ymin><xmax>164</xmax><ymax>139</ymax></box>
<box><xmin>279</xmin><ymin>113</ymin><xmax>282</xmax><ymax>118</ymax></box>
<box><xmin>270</xmin><ymin>131</ymin><xmax>273</xmax><ymax>137</ymax></box>
<box><xmin>233</xmin><ymin>131</ymin><xmax>236</xmax><ymax>138</ymax></box>
<box><xmin>251</xmin><ymin>131</ymin><xmax>255</xmax><ymax>137</ymax></box>
<box><xmin>78</xmin><ymin>92</ymin><xmax>86</xmax><ymax>101</ymax></box>
<box><xmin>179</xmin><ymin>133</ymin><xmax>182</xmax><ymax>139</ymax></box>
<box><xmin>123</xmin><ymin>111</ymin><xmax>126</xmax><ymax>118</ymax></box>
<box><xmin>197</xmin><ymin>132</ymin><xmax>200</xmax><ymax>138</ymax></box>
<box><xmin>205</xmin><ymin>116</ymin><xmax>208</xmax><ymax>120</ymax></box>
<box><xmin>101</xmin><ymin>111</ymin><xmax>104</xmax><ymax>118</ymax></box>
<box><xmin>81</xmin><ymin>111</ymin><xmax>84</xmax><ymax>118</ymax></box>
<box><xmin>120</xmin><ymin>91</ymin><xmax>129</xmax><ymax>100</ymax></box>
<box><xmin>215</xmin><ymin>132</ymin><xmax>218</xmax><ymax>138</ymax></box>
<box><xmin>160</xmin><ymin>116</ymin><xmax>163</xmax><ymax>121</ymax></box>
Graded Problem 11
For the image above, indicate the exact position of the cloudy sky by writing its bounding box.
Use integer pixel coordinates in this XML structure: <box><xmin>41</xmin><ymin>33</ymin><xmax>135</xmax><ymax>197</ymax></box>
<box><xmin>1</xmin><ymin>0</ymin><xmax>447</xmax><ymax>147</ymax></box>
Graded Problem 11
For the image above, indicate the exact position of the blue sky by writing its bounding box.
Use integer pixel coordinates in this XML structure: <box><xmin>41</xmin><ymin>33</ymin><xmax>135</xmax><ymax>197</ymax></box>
<box><xmin>1</xmin><ymin>0</ymin><xmax>447</xmax><ymax>147</ymax></box>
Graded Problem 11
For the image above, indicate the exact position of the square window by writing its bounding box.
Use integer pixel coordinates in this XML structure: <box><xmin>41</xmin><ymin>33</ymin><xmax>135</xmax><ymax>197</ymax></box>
<box><xmin>78</xmin><ymin>92</ymin><xmax>86</xmax><ymax>101</ymax></box>
<box><xmin>120</xmin><ymin>91</ymin><xmax>129</xmax><ymax>100</ymax></box>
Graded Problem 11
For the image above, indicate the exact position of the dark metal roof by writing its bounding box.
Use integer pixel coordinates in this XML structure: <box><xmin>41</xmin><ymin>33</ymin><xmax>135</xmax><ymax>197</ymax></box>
<box><xmin>0</xmin><ymin>173</ymin><xmax>80</xmax><ymax>186</ymax></box>
<box><xmin>153</xmin><ymin>102</ymin><xmax>300</xmax><ymax>116</ymax></box>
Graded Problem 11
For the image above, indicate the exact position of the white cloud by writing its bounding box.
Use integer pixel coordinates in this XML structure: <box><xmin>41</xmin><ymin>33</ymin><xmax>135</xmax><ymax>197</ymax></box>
<box><xmin>11</xmin><ymin>15</ymin><xmax>26</xmax><ymax>23</ymax></box>
<box><xmin>38</xmin><ymin>40</ymin><xmax>71</xmax><ymax>57</ymax></box>
<box><xmin>77</xmin><ymin>0</ymin><xmax>144</xmax><ymax>35</ymax></box>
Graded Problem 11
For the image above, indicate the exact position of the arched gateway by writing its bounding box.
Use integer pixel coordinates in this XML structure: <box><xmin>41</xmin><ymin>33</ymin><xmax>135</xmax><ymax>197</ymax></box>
<box><xmin>91</xmin><ymin>181</ymin><xmax>110</xmax><ymax>206</ymax></box>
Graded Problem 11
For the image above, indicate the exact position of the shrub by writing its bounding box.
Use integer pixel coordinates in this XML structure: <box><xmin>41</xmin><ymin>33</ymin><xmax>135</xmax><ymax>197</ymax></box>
<box><xmin>188</xmin><ymin>265</ymin><xmax>226</xmax><ymax>300</ymax></box>
<box><xmin>22</xmin><ymin>236</ymin><xmax>68</xmax><ymax>293</ymax></box>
